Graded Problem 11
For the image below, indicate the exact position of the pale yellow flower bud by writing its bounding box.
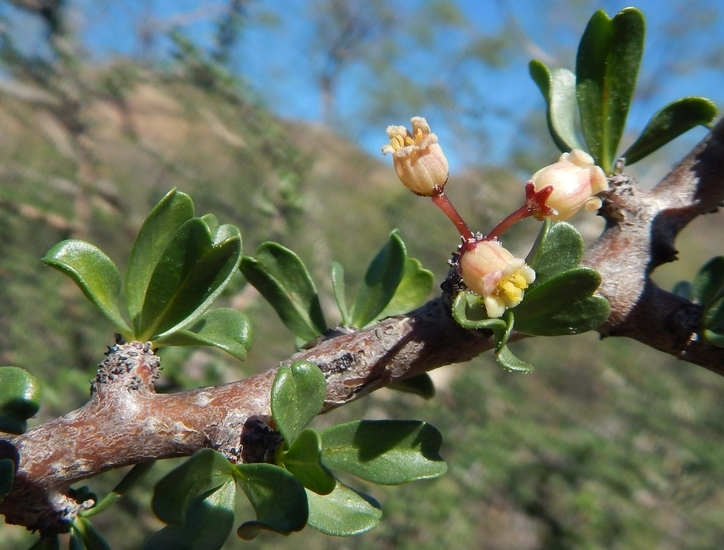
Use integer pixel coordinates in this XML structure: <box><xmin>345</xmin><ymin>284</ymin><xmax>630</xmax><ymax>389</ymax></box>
<box><xmin>381</xmin><ymin>117</ymin><xmax>449</xmax><ymax>196</ymax></box>
<box><xmin>459</xmin><ymin>240</ymin><xmax>536</xmax><ymax>319</ymax></box>
<box><xmin>530</xmin><ymin>149</ymin><xmax>609</xmax><ymax>221</ymax></box>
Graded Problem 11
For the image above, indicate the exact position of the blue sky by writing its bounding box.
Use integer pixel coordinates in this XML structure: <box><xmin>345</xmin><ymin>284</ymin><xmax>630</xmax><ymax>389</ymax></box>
<box><xmin>69</xmin><ymin>0</ymin><xmax>724</xmax><ymax>172</ymax></box>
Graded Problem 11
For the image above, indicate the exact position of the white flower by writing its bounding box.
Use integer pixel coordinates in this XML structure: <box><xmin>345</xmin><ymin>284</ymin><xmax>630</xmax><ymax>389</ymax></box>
<box><xmin>381</xmin><ymin>117</ymin><xmax>449</xmax><ymax>196</ymax></box>
<box><xmin>530</xmin><ymin>149</ymin><xmax>608</xmax><ymax>221</ymax></box>
<box><xmin>459</xmin><ymin>240</ymin><xmax>536</xmax><ymax>318</ymax></box>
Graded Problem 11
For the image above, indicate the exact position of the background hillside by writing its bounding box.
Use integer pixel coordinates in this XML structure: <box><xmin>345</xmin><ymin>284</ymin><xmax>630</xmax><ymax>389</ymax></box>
<box><xmin>2</xmin><ymin>1</ymin><xmax>724</xmax><ymax>548</ymax></box>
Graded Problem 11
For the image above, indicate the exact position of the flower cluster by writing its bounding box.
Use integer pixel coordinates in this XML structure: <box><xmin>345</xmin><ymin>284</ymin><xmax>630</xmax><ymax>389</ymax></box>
<box><xmin>382</xmin><ymin>118</ymin><xmax>608</xmax><ymax>319</ymax></box>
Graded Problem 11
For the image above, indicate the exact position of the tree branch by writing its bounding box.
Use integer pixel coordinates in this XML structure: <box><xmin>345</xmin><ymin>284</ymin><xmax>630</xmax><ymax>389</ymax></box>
<box><xmin>584</xmin><ymin>118</ymin><xmax>724</xmax><ymax>374</ymax></box>
<box><xmin>2</xmin><ymin>120</ymin><xmax>724</xmax><ymax>535</ymax></box>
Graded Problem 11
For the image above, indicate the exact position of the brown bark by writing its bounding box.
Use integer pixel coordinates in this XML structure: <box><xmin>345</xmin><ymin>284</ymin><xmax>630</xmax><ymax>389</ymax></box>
<box><xmin>2</xmin><ymin>119</ymin><xmax>724</xmax><ymax>534</ymax></box>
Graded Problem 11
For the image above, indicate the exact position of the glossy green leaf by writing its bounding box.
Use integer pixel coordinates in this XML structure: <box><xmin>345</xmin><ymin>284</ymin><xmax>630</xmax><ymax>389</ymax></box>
<box><xmin>321</xmin><ymin>420</ymin><xmax>446</xmax><ymax>485</ymax></box>
<box><xmin>451</xmin><ymin>291</ymin><xmax>507</xmax><ymax>331</ymax></box>
<box><xmin>70</xmin><ymin>516</ymin><xmax>111</xmax><ymax>550</ymax></box>
<box><xmin>83</xmin><ymin>461</ymin><xmax>155</xmax><ymax>518</ymax></box>
<box><xmin>27</xmin><ymin>536</ymin><xmax>60</xmax><ymax>550</ymax></box>
<box><xmin>693</xmin><ymin>256</ymin><xmax>724</xmax><ymax>306</ymax></box>
<box><xmin>387</xmin><ymin>373</ymin><xmax>436</xmax><ymax>399</ymax></box>
<box><xmin>526</xmin><ymin>220</ymin><xmax>583</xmax><ymax>284</ymax></box>
<box><xmin>495</xmin><ymin>344</ymin><xmax>534</xmax><ymax>373</ymax></box>
<box><xmin>703</xmin><ymin>296</ymin><xmax>724</xmax><ymax>337</ymax></box>
<box><xmin>514</xmin><ymin>268</ymin><xmax>608</xmax><ymax>335</ymax></box>
<box><xmin>0</xmin><ymin>366</ymin><xmax>41</xmax><ymax>435</ymax></box>
<box><xmin>529</xmin><ymin>61</ymin><xmax>583</xmax><ymax>152</ymax></box>
<box><xmin>0</xmin><ymin>458</ymin><xmax>14</xmax><ymax>501</ymax></box>
<box><xmin>235</xmin><ymin>463</ymin><xmax>308</xmax><ymax>540</ymax></box>
<box><xmin>622</xmin><ymin>98</ymin><xmax>717</xmax><ymax>165</ymax></box>
<box><xmin>126</xmin><ymin>189</ymin><xmax>195</xmax><ymax>334</ymax></box>
<box><xmin>307</xmin><ymin>482</ymin><xmax>382</xmax><ymax>536</ymax></box>
<box><xmin>576</xmin><ymin>8</ymin><xmax>645</xmax><ymax>172</ymax></box>
<box><xmin>489</xmin><ymin>310</ymin><xmax>535</xmax><ymax>373</ymax></box>
<box><xmin>704</xmin><ymin>329</ymin><xmax>724</xmax><ymax>348</ymax></box>
<box><xmin>271</xmin><ymin>361</ymin><xmax>326</xmax><ymax>444</ymax></box>
<box><xmin>152</xmin><ymin>449</ymin><xmax>234</xmax><ymax>526</ymax></box>
<box><xmin>153</xmin><ymin>308</ymin><xmax>252</xmax><ymax>360</ymax></box>
<box><xmin>350</xmin><ymin>231</ymin><xmax>406</xmax><ymax>328</ymax></box>
<box><xmin>521</xmin><ymin>266</ymin><xmax>601</xmax><ymax>312</ymax></box>
<box><xmin>331</xmin><ymin>261</ymin><xmax>350</xmax><ymax>326</ymax></box>
<box><xmin>379</xmin><ymin>258</ymin><xmax>434</xmax><ymax>318</ymax></box>
<box><xmin>282</xmin><ymin>428</ymin><xmax>336</xmax><ymax>495</ymax></box>
<box><xmin>139</xmin><ymin>219</ymin><xmax>242</xmax><ymax>340</ymax></box>
<box><xmin>143</xmin><ymin>480</ymin><xmax>235</xmax><ymax>550</ymax></box>
<box><xmin>42</xmin><ymin>240</ymin><xmax>130</xmax><ymax>335</ymax></box>
<box><xmin>240</xmin><ymin>242</ymin><xmax>327</xmax><ymax>342</ymax></box>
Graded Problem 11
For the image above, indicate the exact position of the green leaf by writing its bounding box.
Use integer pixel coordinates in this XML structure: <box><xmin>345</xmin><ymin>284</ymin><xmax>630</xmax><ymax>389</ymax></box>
<box><xmin>282</xmin><ymin>428</ymin><xmax>336</xmax><ymax>495</ymax></box>
<box><xmin>703</xmin><ymin>296</ymin><xmax>724</xmax><ymax>336</ymax></box>
<box><xmin>451</xmin><ymin>291</ymin><xmax>507</xmax><ymax>331</ymax></box>
<box><xmin>576</xmin><ymin>8</ymin><xmax>645</xmax><ymax>172</ymax></box>
<box><xmin>622</xmin><ymin>97</ymin><xmax>717</xmax><ymax>165</ymax></box>
<box><xmin>0</xmin><ymin>458</ymin><xmax>14</xmax><ymax>501</ymax></box>
<box><xmin>349</xmin><ymin>231</ymin><xmax>406</xmax><ymax>328</ymax></box>
<box><xmin>307</xmin><ymin>482</ymin><xmax>382</xmax><ymax>536</ymax></box>
<box><xmin>321</xmin><ymin>420</ymin><xmax>447</xmax><ymax>485</ymax></box>
<box><xmin>488</xmin><ymin>310</ymin><xmax>534</xmax><ymax>373</ymax></box>
<box><xmin>0</xmin><ymin>366</ymin><xmax>42</xmax><ymax>435</ymax></box>
<box><xmin>42</xmin><ymin>240</ymin><xmax>130</xmax><ymax>335</ymax></box>
<box><xmin>526</xmin><ymin>220</ymin><xmax>584</xmax><ymax>284</ymax></box>
<box><xmin>235</xmin><ymin>463</ymin><xmax>308</xmax><ymax>540</ymax></box>
<box><xmin>126</xmin><ymin>189</ymin><xmax>195</xmax><ymax>334</ymax></box>
<box><xmin>143</xmin><ymin>480</ymin><xmax>235</xmax><ymax>550</ymax></box>
<box><xmin>387</xmin><ymin>373</ymin><xmax>436</xmax><ymax>399</ymax></box>
<box><xmin>379</xmin><ymin>258</ymin><xmax>434</xmax><ymax>318</ymax></box>
<box><xmin>271</xmin><ymin>361</ymin><xmax>326</xmax><ymax>444</ymax></box>
<box><xmin>27</xmin><ymin>537</ymin><xmax>60</xmax><ymax>550</ymax></box>
<box><xmin>153</xmin><ymin>308</ymin><xmax>252</xmax><ymax>360</ymax></box>
<box><xmin>139</xmin><ymin>219</ymin><xmax>242</xmax><ymax>340</ymax></box>
<box><xmin>70</xmin><ymin>516</ymin><xmax>111</xmax><ymax>550</ymax></box>
<box><xmin>331</xmin><ymin>261</ymin><xmax>350</xmax><ymax>326</ymax></box>
<box><xmin>240</xmin><ymin>242</ymin><xmax>327</xmax><ymax>342</ymax></box>
<box><xmin>672</xmin><ymin>280</ymin><xmax>694</xmax><ymax>301</ymax></box>
<box><xmin>514</xmin><ymin>268</ymin><xmax>609</xmax><ymax>335</ymax></box>
<box><xmin>152</xmin><ymin>449</ymin><xmax>234</xmax><ymax>526</ymax></box>
<box><xmin>82</xmin><ymin>461</ymin><xmax>155</xmax><ymax>518</ymax></box>
<box><xmin>693</xmin><ymin>256</ymin><xmax>724</xmax><ymax>306</ymax></box>
<box><xmin>495</xmin><ymin>343</ymin><xmax>535</xmax><ymax>373</ymax></box>
<box><xmin>704</xmin><ymin>329</ymin><xmax>724</xmax><ymax>348</ymax></box>
<box><xmin>528</xmin><ymin>61</ymin><xmax>583</xmax><ymax>152</ymax></box>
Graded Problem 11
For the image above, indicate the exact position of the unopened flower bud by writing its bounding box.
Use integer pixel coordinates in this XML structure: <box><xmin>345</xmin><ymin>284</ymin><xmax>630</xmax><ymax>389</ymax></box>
<box><xmin>459</xmin><ymin>240</ymin><xmax>536</xmax><ymax>319</ymax></box>
<box><xmin>381</xmin><ymin>117</ymin><xmax>449</xmax><ymax>196</ymax></box>
<box><xmin>530</xmin><ymin>149</ymin><xmax>608</xmax><ymax>221</ymax></box>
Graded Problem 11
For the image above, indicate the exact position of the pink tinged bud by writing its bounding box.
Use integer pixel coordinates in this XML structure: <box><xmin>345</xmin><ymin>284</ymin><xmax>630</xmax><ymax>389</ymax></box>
<box><xmin>459</xmin><ymin>240</ymin><xmax>536</xmax><ymax>319</ymax></box>
<box><xmin>529</xmin><ymin>149</ymin><xmax>609</xmax><ymax>221</ymax></box>
<box><xmin>381</xmin><ymin>116</ymin><xmax>449</xmax><ymax>196</ymax></box>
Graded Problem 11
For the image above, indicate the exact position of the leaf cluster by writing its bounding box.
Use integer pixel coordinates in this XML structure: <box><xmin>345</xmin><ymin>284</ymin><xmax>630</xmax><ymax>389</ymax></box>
<box><xmin>137</xmin><ymin>360</ymin><xmax>446</xmax><ymax>548</ymax></box>
<box><xmin>530</xmin><ymin>7</ymin><xmax>716</xmax><ymax>173</ymax></box>
<box><xmin>41</xmin><ymin>189</ymin><xmax>251</xmax><ymax>359</ymax></box>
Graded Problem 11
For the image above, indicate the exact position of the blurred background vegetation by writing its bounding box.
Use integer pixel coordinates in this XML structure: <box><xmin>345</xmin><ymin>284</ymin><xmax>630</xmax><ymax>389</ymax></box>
<box><xmin>1</xmin><ymin>0</ymin><xmax>724</xmax><ymax>548</ymax></box>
